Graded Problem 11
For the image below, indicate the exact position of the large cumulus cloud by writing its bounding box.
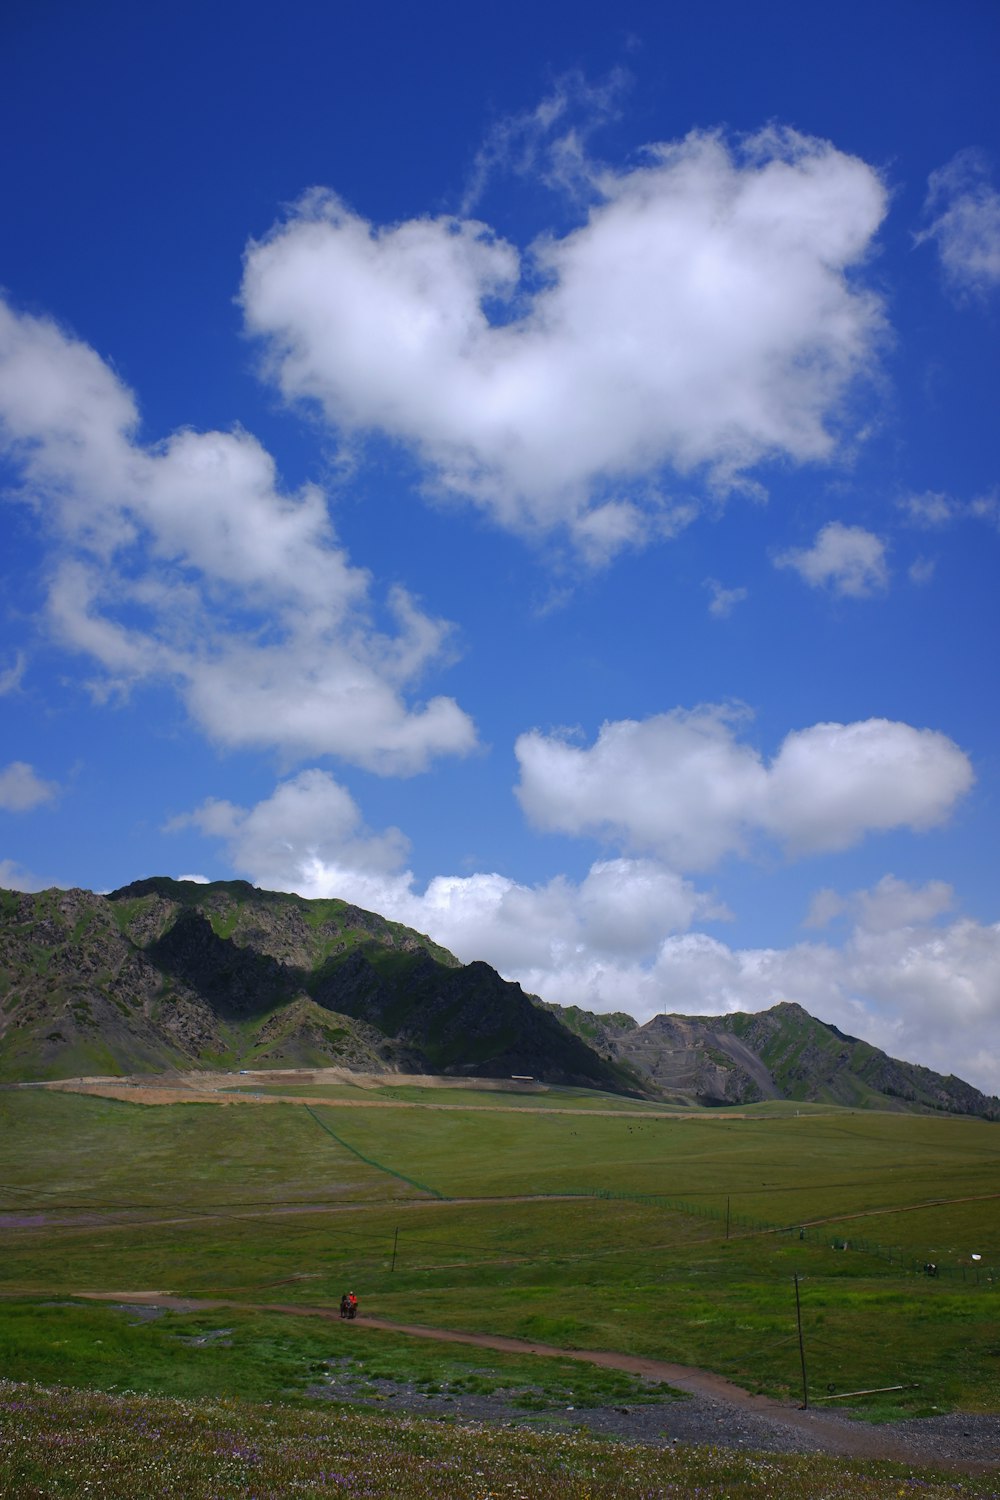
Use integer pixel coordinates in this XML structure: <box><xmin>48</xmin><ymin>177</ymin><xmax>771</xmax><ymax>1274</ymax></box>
<box><xmin>514</xmin><ymin>708</ymin><xmax>973</xmax><ymax>868</ymax></box>
<box><xmin>242</xmin><ymin>127</ymin><xmax>887</xmax><ymax>556</ymax></box>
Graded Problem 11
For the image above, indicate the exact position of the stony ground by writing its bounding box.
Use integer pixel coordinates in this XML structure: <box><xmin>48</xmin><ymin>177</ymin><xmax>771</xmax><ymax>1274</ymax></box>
<box><xmin>307</xmin><ymin>1359</ymin><xmax>1000</xmax><ymax>1471</ymax></box>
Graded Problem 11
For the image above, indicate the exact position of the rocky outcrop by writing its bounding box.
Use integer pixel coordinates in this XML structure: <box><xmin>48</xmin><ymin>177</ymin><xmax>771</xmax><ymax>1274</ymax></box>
<box><xmin>599</xmin><ymin>1001</ymin><xmax>1000</xmax><ymax>1119</ymax></box>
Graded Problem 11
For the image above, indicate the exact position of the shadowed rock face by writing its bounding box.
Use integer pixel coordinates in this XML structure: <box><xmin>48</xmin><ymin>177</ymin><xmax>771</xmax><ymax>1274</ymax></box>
<box><xmin>145</xmin><ymin>908</ymin><xmax>294</xmax><ymax>1018</ymax></box>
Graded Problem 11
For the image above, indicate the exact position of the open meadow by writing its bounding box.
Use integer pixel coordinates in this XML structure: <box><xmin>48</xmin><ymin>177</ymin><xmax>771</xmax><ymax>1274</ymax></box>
<box><xmin>1</xmin><ymin>1076</ymin><xmax>998</xmax><ymax>1496</ymax></box>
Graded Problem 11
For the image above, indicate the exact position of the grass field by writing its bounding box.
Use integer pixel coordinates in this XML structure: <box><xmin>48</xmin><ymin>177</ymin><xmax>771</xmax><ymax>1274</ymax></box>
<box><xmin>1</xmin><ymin>1078</ymin><xmax>999</xmax><ymax>1493</ymax></box>
<box><xmin>5</xmin><ymin>1378</ymin><xmax>996</xmax><ymax>1499</ymax></box>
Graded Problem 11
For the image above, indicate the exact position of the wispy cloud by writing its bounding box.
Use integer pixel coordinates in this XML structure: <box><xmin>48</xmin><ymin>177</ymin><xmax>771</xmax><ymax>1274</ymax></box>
<box><xmin>917</xmin><ymin>149</ymin><xmax>1000</xmax><ymax>300</ymax></box>
<box><xmin>898</xmin><ymin>489</ymin><xmax>998</xmax><ymax>531</ymax></box>
<box><xmin>704</xmin><ymin>578</ymin><xmax>748</xmax><ymax>617</ymax></box>
<box><xmin>0</xmin><ymin>857</ymin><xmax>50</xmax><ymax>892</ymax></box>
<box><xmin>460</xmin><ymin>67</ymin><xmax>630</xmax><ymax>213</ymax></box>
<box><xmin>0</xmin><ymin>652</ymin><xmax>26</xmax><ymax>696</ymax></box>
<box><xmin>0</xmin><ymin>761</ymin><xmax>59</xmax><ymax>812</ymax></box>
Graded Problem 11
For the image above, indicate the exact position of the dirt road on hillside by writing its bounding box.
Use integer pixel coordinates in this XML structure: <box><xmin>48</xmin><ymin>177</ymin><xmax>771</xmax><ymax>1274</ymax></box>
<box><xmin>75</xmin><ymin>1290</ymin><xmax>999</xmax><ymax>1472</ymax></box>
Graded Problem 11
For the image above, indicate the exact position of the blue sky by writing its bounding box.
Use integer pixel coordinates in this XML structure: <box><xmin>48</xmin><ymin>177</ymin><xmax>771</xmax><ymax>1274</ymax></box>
<box><xmin>1</xmin><ymin>0</ymin><xmax>998</xmax><ymax>1089</ymax></box>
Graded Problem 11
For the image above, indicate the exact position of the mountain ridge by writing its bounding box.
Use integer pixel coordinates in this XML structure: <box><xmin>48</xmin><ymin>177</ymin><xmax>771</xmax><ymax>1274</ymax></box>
<box><xmin>1</xmin><ymin>878</ymin><xmax>996</xmax><ymax>1118</ymax></box>
<box><xmin>0</xmin><ymin>878</ymin><xmax>640</xmax><ymax>1094</ymax></box>
<box><xmin>550</xmin><ymin>998</ymin><xmax>998</xmax><ymax>1117</ymax></box>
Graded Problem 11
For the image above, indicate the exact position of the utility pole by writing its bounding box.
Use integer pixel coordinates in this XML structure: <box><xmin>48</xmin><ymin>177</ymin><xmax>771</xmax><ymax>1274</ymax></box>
<box><xmin>725</xmin><ymin>1196</ymin><xmax>730</xmax><ymax>1240</ymax></box>
<box><xmin>793</xmin><ymin>1273</ymin><xmax>809</xmax><ymax>1408</ymax></box>
<box><xmin>391</xmin><ymin>1226</ymin><xmax>399</xmax><ymax>1272</ymax></box>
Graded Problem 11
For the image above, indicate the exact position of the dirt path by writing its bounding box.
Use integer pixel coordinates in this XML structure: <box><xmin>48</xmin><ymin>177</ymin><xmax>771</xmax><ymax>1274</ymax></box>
<box><xmin>0</xmin><ymin>1192</ymin><xmax>592</xmax><ymax>1235</ymax></box>
<box><xmin>43</xmin><ymin>1079</ymin><xmax>698</xmax><ymax>1118</ymax></box>
<box><xmin>786</xmin><ymin>1189</ymin><xmax>1000</xmax><ymax>1233</ymax></box>
<box><xmin>75</xmin><ymin>1290</ymin><xmax>999</xmax><ymax>1471</ymax></box>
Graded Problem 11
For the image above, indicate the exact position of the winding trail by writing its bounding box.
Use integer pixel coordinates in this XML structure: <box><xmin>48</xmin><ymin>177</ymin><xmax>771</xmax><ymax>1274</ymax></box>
<box><xmin>75</xmin><ymin>1290</ymin><xmax>999</xmax><ymax>1472</ymax></box>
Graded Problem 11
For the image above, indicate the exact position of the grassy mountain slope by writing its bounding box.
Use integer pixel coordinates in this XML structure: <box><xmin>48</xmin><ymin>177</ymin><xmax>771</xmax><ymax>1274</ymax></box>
<box><xmin>725</xmin><ymin>1001</ymin><xmax>996</xmax><ymax>1114</ymax></box>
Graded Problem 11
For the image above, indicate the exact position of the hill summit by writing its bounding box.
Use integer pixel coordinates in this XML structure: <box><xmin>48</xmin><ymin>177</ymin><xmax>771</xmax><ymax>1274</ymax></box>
<box><xmin>0</xmin><ymin>877</ymin><xmax>996</xmax><ymax>1118</ymax></box>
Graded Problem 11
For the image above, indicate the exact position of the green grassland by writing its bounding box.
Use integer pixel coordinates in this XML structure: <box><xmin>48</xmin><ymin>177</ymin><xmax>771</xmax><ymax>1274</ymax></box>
<box><xmin>0</xmin><ymin>1300</ymin><xmax>676</xmax><ymax>1413</ymax></box>
<box><xmin>1</xmin><ymin>1082</ymin><xmax>998</xmax><ymax>1435</ymax></box>
<box><xmin>298</xmin><ymin>1097</ymin><xmax>1000</xmax><ymax>1215</ymax></box>
<box><xmin>0</xmin><ymin>1089</ymin><xmax>415</xmax><ymax>1208</ymax></box>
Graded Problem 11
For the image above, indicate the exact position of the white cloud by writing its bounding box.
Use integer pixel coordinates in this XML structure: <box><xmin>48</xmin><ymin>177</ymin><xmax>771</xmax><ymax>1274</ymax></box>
<box><xmin>704</xmin><ymin>578</ymin><xmax>748</xmax><ymax>617</ymax></box>
<box><xmin>418</xmin><ymin>858</ymin><xmax>726</xmax><ymax>973</ymax></box>
<box><xmin>516</xmin><ymin>707</ymin><xmax>766</xmax><ymax>868</ymax></box>
<box><xmin>0</xmin><ymin>857</ymin><xmax>50</xmax><ymax>892</ymax></box>
<box><xmin>909</xmin><ymin>557</ymin><xmax>936</xmax><ymax>585</ymax></box>
<box><xmin>899</xmin><ymin>490</ymin><xmax>958</xmax><ymax>528</ymax></box>
<box><xmin>0</xmin><ymin>761</ymin><xmax>58</xmax><ymax>812</ymax></box>
<box><xmin>171</xmin><ymin>770</ymin><xmax>411</xmax><ymax>893</ymax></box>
<box><xmin>514</xmin><ymin>707</ymin><xmax>974</xmax><ymax>868</ymax></box>
<box><xmin>917</xmin><ymin>150</ymin><xmax>1000</xmax><ymax>299</ymax></box>
<box><xmin>774</xmin><ymin>521</ymin><xmax>888</xmax><ymax>597</ymax></box>
<box><xmin>802</xmin><ymin>872</ymin><xmax>953</xmax><ymax>936</ymax></box>
<box><xmin>174</xmin><ymin>769</ymin><xmax>721</xmax><ymax>974</ymax></box>
<box><xmin>572</xmin><ymin>499</ymin><xmax>661</xmax><ymax>565</ymax></box>
<box><xmin>0</xmin><ymin>653</ymin><xmax>26</xmax><ymax>696</ymax></box>
<box><xmin>899</xmin><ymin>489</ymin><xmax>999</xmax><ymax>532</ymax></box>
<box><xmin>242</xmin><ymin>127</ymin><xmax>886</xmax><ymax>557</ymax></box>
<box><xmin>802</xmin><ymin>887</ymin><xmax>846</xmax><ymax>929</ymax></box>
<box><xmin>760</xmin><ymin>719</ymin><xmax>972</xmax><ymax>855</ymax></box>
<box><xmin>0</xmin><ymin>298</ymin><xmax>476</xmax><ymax>774</ymax></box>
<box><xmin>853</xmin><ymin>873</ymin><xmax>954</xmax><ymax>933</ymax></box>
